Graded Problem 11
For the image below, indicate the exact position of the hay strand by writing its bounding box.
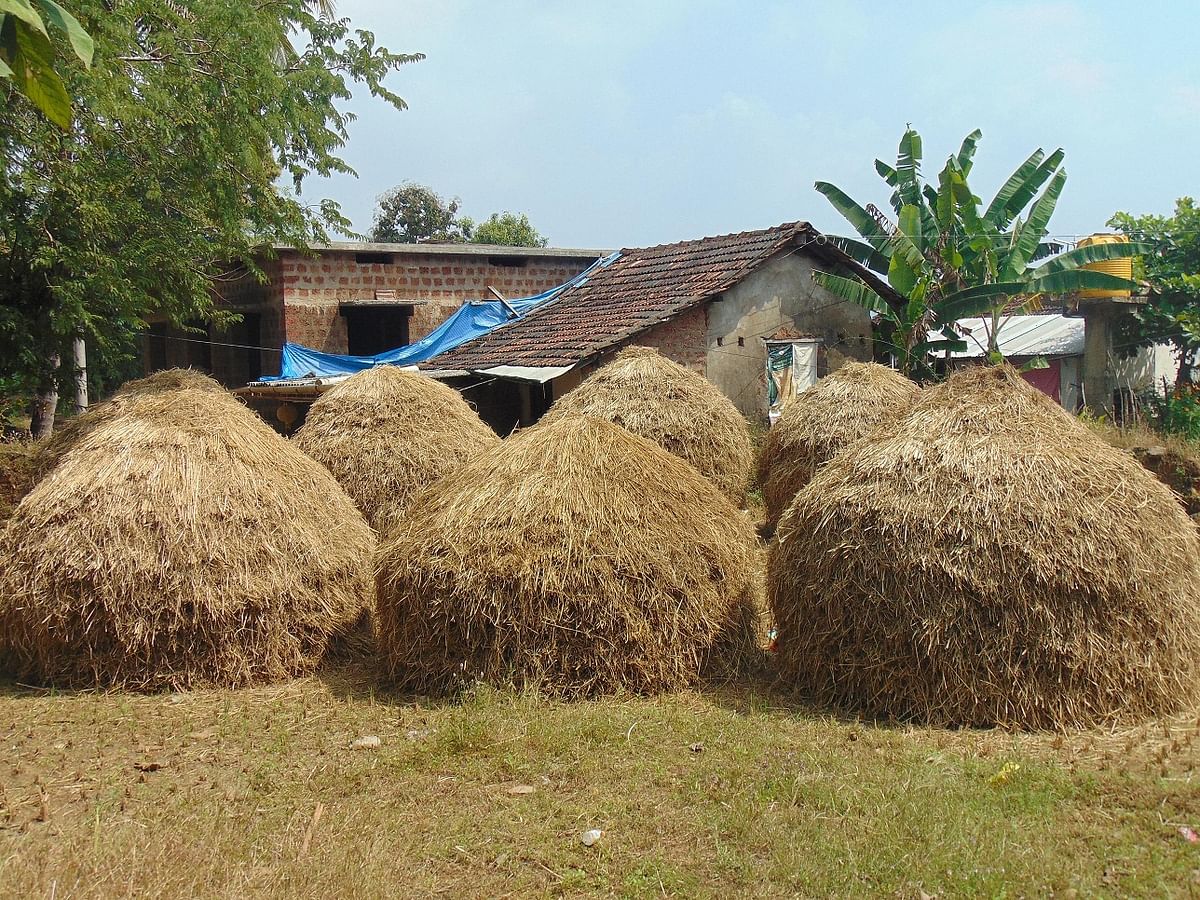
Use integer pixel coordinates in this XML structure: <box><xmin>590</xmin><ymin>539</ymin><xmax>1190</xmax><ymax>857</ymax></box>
<box><xmin>293</xmin><ymin>367</ymin><xmax>499</xmax><ymax>533</ymax></box>
<box><xmin>0</xmin><ymin>384</ymin><xmax>375</xmax><ymax>690</ymax></box>
<box><xmin>375</xmin><ymin>415</ymin><xmax>762</xmax><ymax>696</ymax></box>
<box><xmin>540</xmin><ymin>346</ymin><xmax>753</xmax><ymax>503</ymax></box>
<box><xmin>756</xmin><ymin>362</ymin><xmax>918</xmax><ymax>531</ymax></box>
<box><xmin>769</xmin><ymin>364</ymin><xmax>1200</xmax><ymax>729</ymax></box>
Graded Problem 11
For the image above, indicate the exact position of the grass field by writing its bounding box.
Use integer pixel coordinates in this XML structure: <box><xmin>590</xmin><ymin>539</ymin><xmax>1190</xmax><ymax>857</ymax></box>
<box><xmin>1</xmin><ymin>665</ymin><xmax>1198</xmax><ymax>898</ymax></box>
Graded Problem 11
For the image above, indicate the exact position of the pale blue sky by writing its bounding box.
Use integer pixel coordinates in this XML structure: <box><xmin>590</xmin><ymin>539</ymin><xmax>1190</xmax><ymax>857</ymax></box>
<box><xmin>316</xmin><ymin>1</ymin><xmax>1199</xmax><ymax>250</ymax></box>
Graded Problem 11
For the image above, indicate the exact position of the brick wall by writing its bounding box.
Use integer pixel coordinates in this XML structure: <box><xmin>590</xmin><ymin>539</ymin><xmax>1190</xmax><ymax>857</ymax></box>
<box><xmin>188</xmin><ymin>248</ymin><xmax>598</xmax><ymax>384</ymax></box>
<box><xmin>275</xmin><ymin>249</ymin><xmax>597</xmax><ymax>353</ymax></box>
<box><xmin>637</xmin><ymin>306</ymin><xmax>708</xmax><ymax>373</ymax></box>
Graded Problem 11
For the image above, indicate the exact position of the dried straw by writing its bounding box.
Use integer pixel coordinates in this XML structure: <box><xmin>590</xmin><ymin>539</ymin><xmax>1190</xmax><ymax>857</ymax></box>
<box><xmin>293</xmin><ymin>367</ymin><xmax>499</xmax><ymax>533</ymax></box>
<box><xmin>756</xmin><ymin>362</ymin><xmax>918</xmax><ymax>532</ymax></box>
<box><xmin>32</xmin><ymin>368</ymin><xmax>227</xmax><ymax>482</ymax></box>
<box><xmin>0</xmin><ymin>384</ymin><xmax>375</xmax><ymax>690</ymax></box>
<box><xmin>769</xmin><ymin>364</ymin><xmax>1200</xmax><ymax>729</ymax></box>
<box><xmin>539</xmin><ymin>346</ymin><xmax>753</xmax><ymax>503</ymax></box>
<box><xmin>375</xmin><ymin>415</ymin><xmax>762</xmax><ymax>696</ymax></box>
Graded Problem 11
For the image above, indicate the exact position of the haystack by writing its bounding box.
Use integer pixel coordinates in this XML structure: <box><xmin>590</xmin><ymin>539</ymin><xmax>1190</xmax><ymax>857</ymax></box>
<box><xmin>32</xmin><ymin>368</ymin><xmax>226</xmax><ymax>482</ymax></box>
<box><xmin>293</xmin><ymin>366</ymin><xmax>499</xmax><ymax>532</ymax></box>
<box><xmin>756</xmin><ymin>362</ymin><xmax>919</xmax><ymax>531</ymax></box>
<box><xmin>375</xmin><ymin>415</ymin><xmax>762</xmax><ymax>696</ymax></box>
<box><xmin>0</xmin><ymin>385</ymin><xmax>375</xmax><ymax>690</ymax></box>
<box><xmin>769</xmin><ymin>365</ymin><xmax>1200</xmax><ymax>729</ymax></box>
<box><xmin>539</xmin><ymin>346</ymin><xmax>753</xmax><ymax>503</ymax></box>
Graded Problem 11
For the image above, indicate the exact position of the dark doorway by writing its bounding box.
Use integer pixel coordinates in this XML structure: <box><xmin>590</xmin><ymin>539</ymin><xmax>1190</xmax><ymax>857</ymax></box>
<box><xmin>342</xmin><ymin>305</ymin><xmax>411</xmax><ymax>356</ymax></box>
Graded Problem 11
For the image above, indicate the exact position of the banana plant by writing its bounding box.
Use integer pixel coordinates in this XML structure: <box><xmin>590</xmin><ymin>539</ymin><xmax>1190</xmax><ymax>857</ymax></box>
<box><xmin>814</xmin><ymin>127</ymin><xmax>1149</xmax><ymax>378</ymax></box>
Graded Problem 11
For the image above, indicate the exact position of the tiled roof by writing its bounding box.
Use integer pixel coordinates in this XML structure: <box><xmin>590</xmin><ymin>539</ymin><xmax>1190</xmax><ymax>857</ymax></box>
<box><xmin>427</xmin><ymin>221</ymin><xmax>880</xmax><ymax>370</ymax></box>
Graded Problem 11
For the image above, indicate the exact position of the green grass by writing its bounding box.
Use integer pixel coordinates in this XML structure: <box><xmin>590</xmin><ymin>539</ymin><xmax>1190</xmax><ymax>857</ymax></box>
<box><xmin>1</xmin><ymin>667</ymin><xmax>1197</xmax><ymax>897</ymax></box>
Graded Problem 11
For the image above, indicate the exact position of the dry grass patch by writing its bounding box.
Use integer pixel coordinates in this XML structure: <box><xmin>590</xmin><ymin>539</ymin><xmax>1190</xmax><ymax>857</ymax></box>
<box><xmin>0</xmin><ymin>670</ymin><xmax>1197</xmax><ymax>897</ymax></box>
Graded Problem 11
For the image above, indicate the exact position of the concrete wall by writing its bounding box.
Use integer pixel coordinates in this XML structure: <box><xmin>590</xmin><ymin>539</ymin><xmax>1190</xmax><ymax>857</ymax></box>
<box><xmin>547</xmin><ymin>252</ymin><xmax>872</xmax><ymax>420</ymax></box>
<box><xmin>702</xmin><ymin>252</ymin><xmax>873</xmax><ymax>417</ymax></box>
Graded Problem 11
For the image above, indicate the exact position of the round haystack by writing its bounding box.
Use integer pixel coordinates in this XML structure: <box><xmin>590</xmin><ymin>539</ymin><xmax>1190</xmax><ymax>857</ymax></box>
<box><xmin>769</xmin><ymin>365</ymin><xmax>1200</xmax><ymax>729</ymax></box>
<box><xmin>539</xmin><ymin>346</ymin><xmax>753</xmax><ymax>503</ymax></box>
<box><xmin>293</xmin><ymin>366</ymin><xmax>500</xmax><ymax>532</ymax></box>
<box><xmin>32</xmin><ymin>368</ymin><xmax>227</xmax><ymax>482</ymax></box>
<box><xmin>0</xmin><ymin>385</ymin><xmax>375</xmax><ymax>690</ymax></box>
<box><xmin>375</xmin><ymin>415</ymin><xmax>762</xmax><ymax>696</ymax></box>
<box><xmin>757</xmin><ymin>362</ymin><xmax>919</xmax><ymax>531</ymax></box>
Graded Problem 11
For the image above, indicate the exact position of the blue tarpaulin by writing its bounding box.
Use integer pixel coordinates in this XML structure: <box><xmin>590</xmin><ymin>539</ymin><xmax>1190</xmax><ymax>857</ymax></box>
<box><xmin>265</xmin><ymin>252</ymin><xmax>618</xmax><ymax>381</ymax></box>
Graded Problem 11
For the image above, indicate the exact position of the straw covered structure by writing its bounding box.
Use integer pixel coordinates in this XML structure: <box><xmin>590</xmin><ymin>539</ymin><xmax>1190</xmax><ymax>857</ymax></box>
<box><xmin>0</xmin><ymin>385</ymin><xmax>375</xmax><ymax>690</ymax></box>
<box><xmin>756</xmin><ymin>362</ymin><xmax>918</xmax><ymax>532</ymax></box>
<box><xmin>769</xmin><ymin>365</ymin><xmax>1200</xmax><ymax>729</ymax></box>
<box><xmin>540</xmin><ymin>346</ymin><xmax>753</xmax><ymax>503</ymax></box>
<box><xmin>293</xmin><ymin>366</ymin><xmax>499</xmax><ymax>532</ymax></box>
<box><xmin>32</xmin><ymin>368</ymin><xmax>227</xmax><ymax>482</ymax></box>
<box><xmin>375</xmin><ymin>415</ymin><xmax>762</xmax><ymax>696</ymax></box>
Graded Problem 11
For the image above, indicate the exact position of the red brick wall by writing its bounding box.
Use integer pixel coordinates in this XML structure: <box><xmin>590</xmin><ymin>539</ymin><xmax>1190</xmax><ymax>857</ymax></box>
<box><xmin>275</xmin><ymin>249</ymin><xmax>597</xmax><ymax>353</ymax></box>
<box><xmin>637</xmin><ymin>306</ymin><xmax>708</xmax><ymax>373</ymax></box>
<box><xmin>197</xmin><ymin>248</ymin><xmax>597</xmax><ymax>384</ymax></box>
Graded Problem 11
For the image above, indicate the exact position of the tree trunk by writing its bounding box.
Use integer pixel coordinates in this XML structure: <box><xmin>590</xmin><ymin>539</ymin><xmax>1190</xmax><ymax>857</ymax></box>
<box><xmin>73</xmin><ymin>335</ymin><xmax>88</xmax><ymax>414</ymax></box>
<box><xmin>1174</xmin><ymin>344</ymin><xmax>1197</xmax><ymax>394</ymax></box>
<box><xmin>29</xmin><ymin>352</ymin><xmax>61</xmax><ymax>439</ymax></box>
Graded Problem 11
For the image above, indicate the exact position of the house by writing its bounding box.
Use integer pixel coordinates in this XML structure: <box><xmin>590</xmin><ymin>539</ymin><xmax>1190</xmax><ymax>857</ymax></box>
<box><xmin>936</xmin><ymin>312</ymin><xmax>1178</xmax><ymax>415</ymax></box>
<box><xmin>422</xmin><ymin>221</ymin><xmax>896</xmax><ymax>432</ymax></box>
<box><xmin>144</xmin><ymin>242</ymin><xmax>606</xmax><ymax>387</ymax></box>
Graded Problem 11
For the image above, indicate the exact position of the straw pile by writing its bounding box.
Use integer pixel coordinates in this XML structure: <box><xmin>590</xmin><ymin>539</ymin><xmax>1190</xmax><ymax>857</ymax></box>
<box><xmin>0</xmin><ymin>442</ymin><xmax>37</xmax><ymax>524</ymax></box>
<box><xmin>293</xmin><ymin>366</ymin><xmax>499</xmax><ymax>532</ymax></box>
<box><xmin>32</xmin><ymin>368</ymin><xmax>227</xmax><ymax>482</ymax></box>
<box><xmin>539</xmin><ymin>346</ymin><xmax>753</xmax><ymax>503</ymax></box>
<box><xmin>375</xmin><ymin>415</ymin><xmax>762</xmax><ymax>696</ymax></box>
<box><xmin>0</xmin><ymin>384</ymin><xmax>375</xmax><ymax>690</ymax></box>
<box><xmin>769</xmin><ymin>365</ymin><xmax>1200</xmax><ymax>729</ymax></box>
<box><xmin>756</xmin><ymin>362</ymin><xmax>918</xmax><ymax>532</ymax></box>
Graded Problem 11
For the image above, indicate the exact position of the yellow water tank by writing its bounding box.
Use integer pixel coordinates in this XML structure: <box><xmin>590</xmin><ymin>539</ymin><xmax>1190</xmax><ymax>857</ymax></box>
<box><xmin>1076</xmin><ymin>233</ymin><xmax>1133</xmax><ymax>299</ymax></box>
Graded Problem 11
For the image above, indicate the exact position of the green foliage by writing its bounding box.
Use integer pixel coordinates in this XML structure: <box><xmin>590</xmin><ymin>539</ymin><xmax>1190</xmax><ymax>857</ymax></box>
<box><xmin>0</xmin><ymin>0</ymin><xmax>422</xmax><ymax>403</ymax></box>
<box><xmin>369</xmin><ymin>182</ymin><xmax>468</xmax><ymax>243</ymax></box>
<box><xmin>814</xmin><ymin>127</ymin><xmax>1143</xmax><ymax>379</ymax></box>
<box><xmin>466</xmin><ymin>211</ymin><xmax>548</xmax><ymax>248</ymax></box>
<box><xmin>371</xmin><ymin>184</ymin><xmax>549</xmax><ymax>248</ymax></box>
<box><xmin>1141</xmin><ymin>386</ymin><xmax>1200</xmax><ymax>440</ymax></box>
<box><xmin>1109</xmin><ymin>197</ymin><xmax>1200</xmax><ymax>390</ymax></box>
<box><xmin>0</xmin><ymin>0</ymin><xmax>93</xmax><ymax>128</ymax></box>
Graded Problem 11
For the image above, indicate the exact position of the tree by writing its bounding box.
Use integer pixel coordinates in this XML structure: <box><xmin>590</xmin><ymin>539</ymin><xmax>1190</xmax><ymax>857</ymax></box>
<box><xmin>0</xmin><ymin>1</ymin><xmax>422</xmax><ymax>435</ymax></box>
<box><xmin>0</xmin><ymin>0</ymin><xmax>94</xmax><ymax>128</ymax></box>
<box><xmin>370</xmin><ymin>185</ymin><xmax>549</xmax><ymax>247</ymax></box>
<box><xmin>467</xmin><ymin>211</ymin><xmax>547</xmax><ymax>247</ymax></box>
<box><xmin>813</xmin><ymin>127</ymin><xmax>1144</xmax><ymax>378</ymax></box>
<box><xmin>1109</xmin><ymin>198</ymin><xmax>1200</xmax><ymax>390</ymax></box>
<box><xmin>370</xmin><ymin>183</ymin><xmax>468</xmax><ymax>243</ymax></box>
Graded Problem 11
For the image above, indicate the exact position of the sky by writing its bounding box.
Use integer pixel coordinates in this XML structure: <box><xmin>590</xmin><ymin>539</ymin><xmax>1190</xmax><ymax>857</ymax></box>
<box><xmin>315</xmin><ymin>0</ymin><xmax>1200</xmax><ymax>251</ymax></box>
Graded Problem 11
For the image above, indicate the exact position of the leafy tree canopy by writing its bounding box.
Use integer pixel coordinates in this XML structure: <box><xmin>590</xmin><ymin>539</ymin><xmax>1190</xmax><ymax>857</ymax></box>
<box><xmin>814</xmin><ymin>126</ymin><xmax>1144</xmax><ymax>379</ymax></box>
<box><xmin>369</xmin><ymin>183</ymin><xmax>468</xmax><ymax>243</ymax></box>
<box><xmin>0</xmin><ymin>0</ymin><xmax>94</xmax><ymax>128</ymax></box>
<box><xmin>370</xmin><ymin>183</ymin><xmax>548</xmax><ymax>247</ymax></box>
<box><xmin>1109</xmin><ymin>197</ymin><xmax>1200</xmax><ymax>389</ymax></box>
<box><xmin>0</xmin><ymin>0</ymin><xmax>421</xmax><ymax>419</ymax></box>
<box><xmin>466</xmin><ymin>212</ymin><xmax>548</xmax><ymax>248</ymax></box>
